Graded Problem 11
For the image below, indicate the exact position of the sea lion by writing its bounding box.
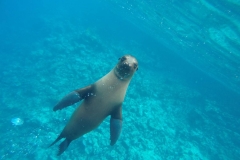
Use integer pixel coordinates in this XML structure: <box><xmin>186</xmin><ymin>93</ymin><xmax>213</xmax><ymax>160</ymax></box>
<box><xmin>49</xmin><ymin>55</ymin><xmax>138</xmax><ymax>155</ymax></box>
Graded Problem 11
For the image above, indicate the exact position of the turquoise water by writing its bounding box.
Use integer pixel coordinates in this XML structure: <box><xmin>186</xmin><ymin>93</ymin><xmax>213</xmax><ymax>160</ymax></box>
<box><xmin>0</xmin><ymin>0</ymin><xmax>240</xmax><ymax>159</ymax></box>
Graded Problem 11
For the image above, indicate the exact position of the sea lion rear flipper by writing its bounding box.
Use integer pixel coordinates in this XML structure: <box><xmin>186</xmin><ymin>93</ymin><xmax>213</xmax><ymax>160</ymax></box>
<box><xmin>49</xmin><ymin>134</ymin><xmax>63</xmax><ymax>148</ymax></box>
<box><xmin>110</xmin><ymin>105</ymin><xmax>123</xmax><ymax>145</ymax></box>
<box><xmin>53</xmin><ymin>85</ymin><xmax>94</xmax><ymax>111</ymax></box>
<box><xmin>57</xmin><ymin>139</ymin><xmax>72</xmax><ymax>156</ymax></box>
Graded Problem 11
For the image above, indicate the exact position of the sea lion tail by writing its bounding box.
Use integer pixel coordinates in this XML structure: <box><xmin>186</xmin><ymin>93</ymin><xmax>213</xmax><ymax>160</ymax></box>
<box><xmin>57</xmin><ymin>139</ymin><xmax>72</xmax><ymax>156</ymax></box>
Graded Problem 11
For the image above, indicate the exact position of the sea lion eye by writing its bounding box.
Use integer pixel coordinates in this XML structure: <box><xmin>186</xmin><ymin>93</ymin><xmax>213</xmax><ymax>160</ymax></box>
<box><xmin>119</xmin><ymin>56</ymin><xmax>126</xmax><ymax>62</ymax></box>
<box><xmin>133</xmin><ymin>63</ymin><xmax>138</xmax><ymax>69</ymax></box>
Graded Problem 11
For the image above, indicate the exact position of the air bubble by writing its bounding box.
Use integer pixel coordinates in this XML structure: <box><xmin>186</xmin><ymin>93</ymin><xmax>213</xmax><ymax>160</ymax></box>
<box><xmin>11</xmin><ymin>118</ymin><xmax>24</xmax><ymax>126</ymax></box>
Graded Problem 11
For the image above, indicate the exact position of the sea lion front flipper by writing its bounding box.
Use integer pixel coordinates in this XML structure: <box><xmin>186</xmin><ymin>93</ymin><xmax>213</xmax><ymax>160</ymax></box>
<box><xmin>53</xmin><ymin>85</ymin><xmax>94</xmax><ymax>111</ymax></box>
<box><xmin>110</xmin><ymin>105</ymin><xmax>123</xmax><ymax>145</ymax></box>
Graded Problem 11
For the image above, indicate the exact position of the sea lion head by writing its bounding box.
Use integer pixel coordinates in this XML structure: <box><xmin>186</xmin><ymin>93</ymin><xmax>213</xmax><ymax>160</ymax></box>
<box><xmin>114</xmin><ymin>55</ymin><xmax>138</xmax><ymax>80</ymax></box>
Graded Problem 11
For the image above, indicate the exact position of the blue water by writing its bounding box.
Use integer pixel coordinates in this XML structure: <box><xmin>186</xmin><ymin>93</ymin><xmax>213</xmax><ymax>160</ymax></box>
<box><xmin>1</xmin><ymin>0</ymin><xmax>240</xmax><ymax>159</ymax></box>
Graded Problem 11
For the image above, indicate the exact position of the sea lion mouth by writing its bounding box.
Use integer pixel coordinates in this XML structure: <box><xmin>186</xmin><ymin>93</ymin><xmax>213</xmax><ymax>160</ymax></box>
<box><xmin>114</xmin><ymin>55</ymin><xmax>138</xmax><ymax>80</ymax></box>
